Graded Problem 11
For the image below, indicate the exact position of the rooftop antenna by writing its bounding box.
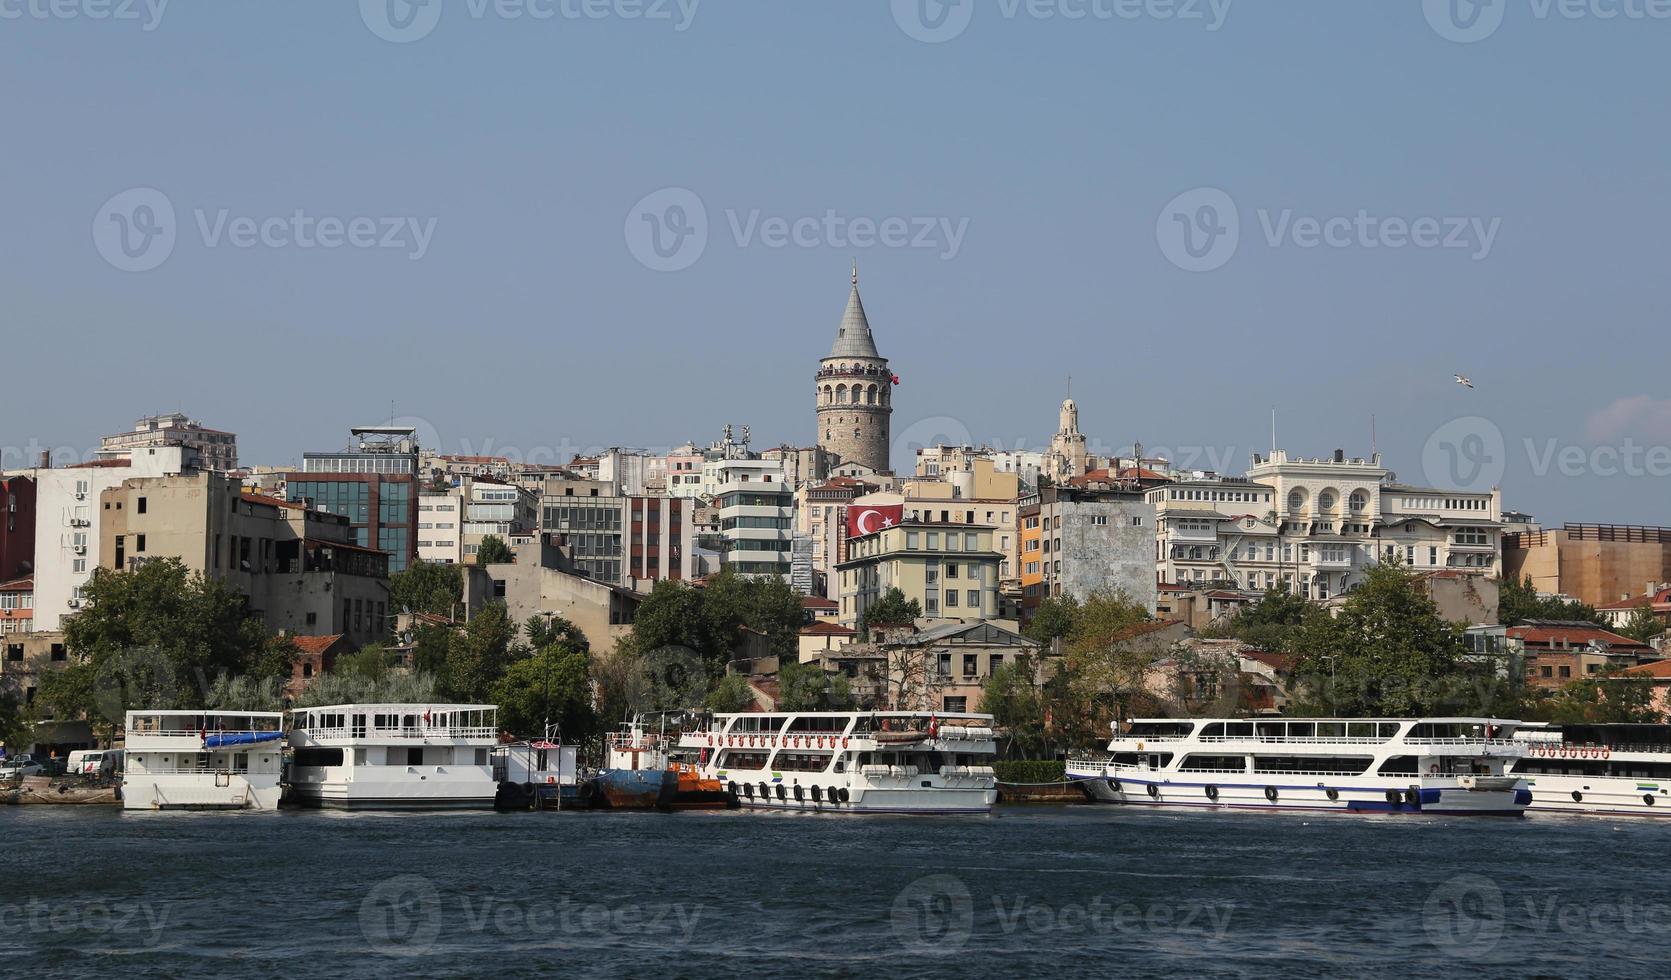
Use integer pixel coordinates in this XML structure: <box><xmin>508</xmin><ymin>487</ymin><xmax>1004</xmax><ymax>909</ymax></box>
<box><xmin>1270</xmin><ymin>407</ymin><xmax>1277</xmax><ymax>454</ymax></box>
<box><xmin>1371</xmin><ymin>414</ymin><xmax>1377</xmax><ymax>457</ymax></box>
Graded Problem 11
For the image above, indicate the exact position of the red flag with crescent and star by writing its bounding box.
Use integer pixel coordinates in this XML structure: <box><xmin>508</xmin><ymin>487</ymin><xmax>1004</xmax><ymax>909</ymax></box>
<box><xmin>847</xmin><ymin>503</ymin><xmax>903</xmax><ymax>539</ymax></box>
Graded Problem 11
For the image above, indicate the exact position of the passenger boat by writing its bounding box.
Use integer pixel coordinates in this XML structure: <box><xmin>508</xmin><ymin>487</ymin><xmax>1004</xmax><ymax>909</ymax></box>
<box><xmin>677</xmin><ymin>711</ymin><xmax>999</xmax><ymax>815</ymax></box>
<box><xmin>584</xmin><ymin>717</ymin><xmax>732</xmax><ymax>811</ymax></box>
<box><xmin>1512</xmin><ymin>723</ymin><xmax>1671</xmax><ymax>817</ymax></box>
<box><xmin>1066</xmin><ymin>717</ymin><xmax>1530</xmax><ymax>816</ymax></box>
<box><xmin>122</xmin><ymin>710</ymin><xmax>285</xmax><ymax>811</ymax></box>
<box><xmin>285</xmin><ymin>703</ymin><xmax>498</xmax><ymax>810</ymax></box>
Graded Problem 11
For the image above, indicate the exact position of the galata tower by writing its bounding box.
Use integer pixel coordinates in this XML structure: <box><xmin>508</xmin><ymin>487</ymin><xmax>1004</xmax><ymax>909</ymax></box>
<box><xmin>815</xmin><ymin>265</ymin><xmax>893</xmax><ymax>474</ymax></box>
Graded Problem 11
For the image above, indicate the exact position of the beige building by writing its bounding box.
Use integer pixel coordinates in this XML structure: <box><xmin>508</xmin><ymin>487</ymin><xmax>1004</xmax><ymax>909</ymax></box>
<box><xmin>1504</xmin><ymin>524</ymin><xmax>1671</xmax><ymax>608</ymax></box>
<box><xmin>98</xmin><ymin>413</ymin><xmax>238</xmax><ymax>472</ymax></box>
<box><xmin>836</xmin><ymin>522</ymin><xmax>1002</xmax><ymax>627</ymax></box>
<box><xmin>97</xmin><ymin>472</ymin><xmax>391</xmax><ymax>648</ymax></box>
<box><xmin>903</xmin><ymin>457</ymin><xmax>1022</xmax><ymax>583</ymax></box>
<box><xmin>471</xmin><ymin>539</ymin><xmax>642</xmax><ymax>650</ymax></box>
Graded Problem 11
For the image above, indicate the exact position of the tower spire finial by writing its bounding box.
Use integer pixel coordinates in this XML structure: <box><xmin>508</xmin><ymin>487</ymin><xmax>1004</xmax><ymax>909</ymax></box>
<box><xmin>851</xmin><ymin>259</ymin><xmax>858</xmax><ymax>286</ymax></box>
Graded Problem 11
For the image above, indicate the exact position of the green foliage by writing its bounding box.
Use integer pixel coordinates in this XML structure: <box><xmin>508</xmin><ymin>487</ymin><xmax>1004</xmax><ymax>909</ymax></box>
<box><xmin>978</xmin><ymin>654</ymin><xmax>1046</xmax><ymax>757</ymax></box>
<box><xmin>992</xmin><ymin>759</ymin><xmax>1065</xmax><ymax>785</ymax></box>
<box><xmin>860</xmin><ymin>587</ymin><xmax>922</xmax><ymax>637</ymax></box>
<box><xmin>1534</xmin><ymin>670</ymin><xmax>1663</xmax><ymax>724</ymax></box>
<box><xmin>490</xmin><ymin>645</ymin><xmax>597</xmax><ymax>741</ymax></box>
<box><xmin>438</xmin><ymin>601</ymin><xmax>524</xmax><ymax>703</ymax></box>
<box><xmin>776</xmin><ymin>659</ymin><xmax>855</xmax><ymax>712</ymax></box>
<box><xmin>1290</xmin><ymin>562</ymin><xmax>1495</xmax><ymax>716</ymax></box>
<box><xmin>390</xmin><ymin>561</ymin><xmax>464</xmax><ymax>619</ymax></box>
<box><xmin>333</xmin><ymin>644</ymin><xmax>396</xmax><ymax>683</ymax></box>
<box><xmin>631</xmin><ymin>570</ymin><xmax>804</xmax><ymax>665</ymax></box>
<box><xmin>1620</xmin><ymin>602</ymin><xmax>1663</xmax><ymax>644</ymax></box>
<box><xmin>53</xmin><ymin>560</ymin><xmax>293</xmax><ymax>729</ymax></box>
<box><xmin>1218</xmin><ymin>589</ymin><xmax>1316</xmax><ymax>652</ymax></box>
<box><xmin>1022</xmin><ymin>595</ymin><xmax>1080</xmax><ymax>646</ymax></box>
<box><xmin>203</xmin><ymin>674</ymin><xmax>286</xmax><ymax>712</ymax></box>
<box><xmin>411</xmin><ymin>624</ymin><xmax>452</xmax><ymax>676</ymax></box>
<box><xmin>524</xmin><ymin>615</ymin><xmax>590</xmax><ymax>656</ymax></box>
<box><xmin>0</xmin><ymin>672</ymin><xmax>31</xmax><ymax>752</ymax></box>
<box><xmin>592</xmin><ymin>638</ymin><xmax>713</xmax><ymax>725</ymax></box>
<box><xmin>1498</xmin><ymin>575</ymin><xmax>1603</xmax><ymax>626</ymax></box>
<box><xmin>295</xmin><ymin>670</ymin><xmax>439</xmax><ymax>708</ymax></box>
<box><xmin>475</xmin><ymin>535</ymin><xmax>515</xmax><ymax>566</ymax></box>
<box><xmin>1056</xmin><ymin>589</ymin><xmax>1157</xmax><ymax>746</ymax></box>
<box><xmin>704</xmin><ymin>673</ymin><xmax>757</xmax><ymax>713</ymax></box>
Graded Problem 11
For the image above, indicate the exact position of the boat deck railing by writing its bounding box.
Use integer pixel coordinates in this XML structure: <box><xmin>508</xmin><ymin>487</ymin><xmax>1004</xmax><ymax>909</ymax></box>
<box><xmin>297</xmin><ymin>725</ymin><xmax>497</xmax><ymax>741</ymax></box>
<box><xmin>1111</xmin><ymin>735</ymin><xmax>1519</xmax><ymax>749</ymax></box>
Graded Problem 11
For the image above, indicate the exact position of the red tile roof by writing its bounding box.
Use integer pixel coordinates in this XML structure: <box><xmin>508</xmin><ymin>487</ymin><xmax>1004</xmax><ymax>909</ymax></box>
<box><xmin>291</xmin><ymin>634</ymin><xmax>344</xmax><ymax>655</ymax></box>
<box><xmin>800</xmin><ymin>621</ymin><xmax>857</xmax><ymax>636</ymax></box>
<box><xmin>1508</xmin><ymin>625</ymin><xmax>1653</xmax><ymax>650</ymax></box>
<box><xmin>0</xmin><ymin>577</ymin><xmax>32</xmax><ymax>592</ymax></box>
<box><xmin>65</xmin><ymin>459</ymin><xmax>130</xmax><ymax>469</ymax></box>
<box><xmin>801</xmin><ymin>596</ymin><xmax>838</xmax><ymax>609</ymax></box>
<box><xmin>1622</xmin><ymin>659</ymin><xmax>1671</xmax><ymax>679</ymax></box>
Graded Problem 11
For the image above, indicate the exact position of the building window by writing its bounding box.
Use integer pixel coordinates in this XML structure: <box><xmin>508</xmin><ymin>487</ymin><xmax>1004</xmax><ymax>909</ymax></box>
<box><xmin>137</xmin><ymin>497</ymin><xmax>147</xmax><ymax>514</ymax></box>
<box><xmin>136</xmin><ymin>534</ymin><xmax>146</xmax><ymax>553</ymax></box>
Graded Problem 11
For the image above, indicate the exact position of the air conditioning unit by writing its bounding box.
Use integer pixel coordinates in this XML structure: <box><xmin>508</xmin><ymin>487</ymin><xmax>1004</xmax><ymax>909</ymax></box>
<box><xmin>74</xmin><ymin>492</ymin><xmax>86</xmax><ymax>500</ymax></box>
<box><xmin>71</xmin><ymin>518</ymin><xmax>90</xmax><ymax>528</ymax></box>
<box><xmin>72</xmin><ymin>545</ymin><xmax>86</xmax><ymax>555</ymax></box>
<box><xmin>66</xmin><ymin>599</ymin><xmax>80</xmax><ymax>609</ymax></box>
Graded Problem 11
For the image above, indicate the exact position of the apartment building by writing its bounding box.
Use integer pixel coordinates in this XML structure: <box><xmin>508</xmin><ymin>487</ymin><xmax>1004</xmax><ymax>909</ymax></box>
<box><xmin>417</xmin><ymin>486</ymin><xmax>465</xmax><ymax>564</ymax></box>
<box><xmin>539</xmin><ymin>494</ymin><xmax>694</xmax><ymax>589</ymax></box>
<box><xmin>0</xmin><ymin>577</ymin><xmax>32</xmax><ymax>636</ymax></box>
<box><xmin>460</xmin><ymin>481</ymin><xmax>539</xmax><ymax>562</ymax></box>
<box><xmin>98</xmin><ymin>412</ymin><xmax>238</xmax><ymax>472</ymax></box>
<box><xmin>98</xmin><ymin>471</ymin><xmax>391</xmax><ymax>647</ymax></box>
<box><xmin>836</xmin><ymin>521</ymin><xmax>1002</xmax><ymax>627</ymax></box>
<box><xmin>286</xmin><ymin>426</ymin><xmax>421</xmax><ymax>573</ymax></box>
<box><xmin>715</xmin><ymin>461</ymin><xmax>793</xmax><ymax>580</ymax></box>
<box><xmin>1019</xmin><ymin>484</ymin><xmax>1157</xmax><ymax>620</ymax></box>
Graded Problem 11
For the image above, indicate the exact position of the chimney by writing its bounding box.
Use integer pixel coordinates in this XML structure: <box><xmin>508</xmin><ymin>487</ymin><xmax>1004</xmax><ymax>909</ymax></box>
<box><xmin>1333</xmin><ymin>449</ymin><xmax>1345</xmax><ymax>463</ymax></box>
<box><xmin>37</xmin><ymin>450</ymin><xmax>49</xmax><ymax>468</ymax></box>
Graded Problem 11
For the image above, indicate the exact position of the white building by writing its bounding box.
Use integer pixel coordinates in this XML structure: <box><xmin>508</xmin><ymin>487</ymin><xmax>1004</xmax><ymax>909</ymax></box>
<box><xmin>713</xmin><ymin>458</ymin><xmax>793</xmax><ymax>580</ymax></box>
<box><xmin>30</xmin><ymin>446</ymin><xmax>198</xmax><ymax>631</ymax></box>
<box><xmin>98</xmin><ymin>413</ymin><xmax>238</xmax><ymax>472</ymax></box>
<box><xmin>1151</xmin><ymin>449</ymin><xmax>1503</xmax><ymax>601</ymax></box>
<box><xmin>417</xmin><ymin>486</ymin><xmax>464</xmax><ymax>564</ymax></box>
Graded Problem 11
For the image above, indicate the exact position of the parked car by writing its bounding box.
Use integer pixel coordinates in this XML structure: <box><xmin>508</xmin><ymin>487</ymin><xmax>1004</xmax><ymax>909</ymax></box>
<box><xmin>65</xmin><ymin>749</ymin><xmax>123</xmax><ymax>777</ymax></box>
<box><xmin>0</xmin><ymin>755</ymin><xmax>45</xmax><ymax>779</ymax></box>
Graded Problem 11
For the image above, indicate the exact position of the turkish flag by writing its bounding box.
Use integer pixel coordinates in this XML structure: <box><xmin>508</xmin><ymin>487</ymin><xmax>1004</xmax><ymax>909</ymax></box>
<box><xmin>847</xmin><ymin>504</ymin><xmax>904</xmax><ymax>539</ymax></box>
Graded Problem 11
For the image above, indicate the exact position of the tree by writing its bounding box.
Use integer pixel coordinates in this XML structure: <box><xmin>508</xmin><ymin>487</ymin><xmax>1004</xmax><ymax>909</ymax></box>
<box><xmin>1023</xmin><ymin>595</ymin><xmax>1081</xmax><ymax>647</ymax></box>
<box><xmin>978</xmin><ymin>653</ymin><xmax>1046</xmax><ymax>757</ymax></box>
<box><xmin>1498</xmin><ymin>575</ymin><xmax>1603</xmax><ymax>626</ymax></box>
<box><xmin>1539</xmin><ymin>669</ymin><xmax>1662</xmax><ymax>724</ymax></box>
<box><xmin>631</xmin><ymin>572</ymin><xmax>803</xmax><ymax>665</ymax></box>
<box><xmin>861</xmin><ymin>587</ymin><xmax>922</xmax><ymax>638</ymax></box>
<box><xmin>776</xmin><ymin>660</ymin><xmax>855</xmax><ymax>711</ymax></box>
<box><xmin>1060</xmin><ymin>588</ymin><xmax>1156</xmax><ymax>732</ymax></box>
<box><xmin>296</xmin><ymin>670</ymin><xmax>438</xmax><ymax>709</ymax></box>
<box><xmin>390</xmin><ymin>561</ymin><xmax>464</xmax><ymax>619</ymax></box>
<box><xmin>1291</xmin><ymin>562</ymin><xmax>1491</xmax><ymax>716</ymax></box>
<box><xmin>475</xmin><ymin>536</ymin><xmax>514</xmax><ymax>566</ymax></box>
<box><xmin>438</xmin><ymin>601</ymin><xmax>522</xmax><ymax>703</ymax></box>
<box><xmin>491</xmin><ymin>645</ymin><xmax>598</xmax><ymax>741</ymax></box>
<box><xmin>524</xmin><ymin>615</ymin><xmax>590</xmax><ymax>656</ymax></box>
<box><xmin>704</xmin><ymin>673</ymin><xmax>757</xmax><ymax>713</ymax></box>
<box><xmin>0</xmin><ymin>671</ymin><xmax>31</xmax><ymax>755</ymax></box>
<box><xmin>1218</xmin><ymin>589</ymin><xmax>1315</xmax><ymax>652</ymax></box>
<box><xmin>333</xmin><ymin>644</ymin><xmax>396</xmax><ymax>683</ymax></box>
<box><xmin>1620</xmin><ymin>602</ymin><xmax>1663</xmax><ymax>644</ymax></box>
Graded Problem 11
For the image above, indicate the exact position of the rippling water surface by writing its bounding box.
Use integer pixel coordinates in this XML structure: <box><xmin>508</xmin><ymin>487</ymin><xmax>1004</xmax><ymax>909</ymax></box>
<box><xmin>2</xmin><ymin>805</ymin><xmax>1664</xmax><ymax>978</ymax></box>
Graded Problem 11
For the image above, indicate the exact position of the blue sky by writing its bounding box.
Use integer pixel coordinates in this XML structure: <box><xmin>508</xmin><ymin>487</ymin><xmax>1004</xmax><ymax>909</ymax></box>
<box><xmin>2</xmin><ymin>1</ymin><xmax>1668</xmax><ymax>523</ymax></box>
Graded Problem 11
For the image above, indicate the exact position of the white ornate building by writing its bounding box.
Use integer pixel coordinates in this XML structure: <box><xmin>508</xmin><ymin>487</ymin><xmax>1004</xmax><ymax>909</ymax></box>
<box><xmin>1151</xmin><ymin>450</ymin><xmax>1503</xmax><ymax>600</ymax></box>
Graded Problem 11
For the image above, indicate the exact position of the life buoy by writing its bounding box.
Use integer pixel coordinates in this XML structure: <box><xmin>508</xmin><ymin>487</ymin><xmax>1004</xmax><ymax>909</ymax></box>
<box><xmin>843</xmin><ymin>737</ymin><xmax>850</xmax><ymax>748</ymax></box>
<box><xmin>1264</xmin><ymin>786</ymin><xmax>1278</xmax><ymax>803</ymax></box>
<box><xmin>1386</xmin><ymin>789</ymin><xmax>1402</xmax><ymax>805</ymax></box>
<box><xmin>837</xmin><ymin>787</ymin><xmax>850</xmax><ymax>803</ymax></box>
<box><xmin>1647</xmin><ymin>795</ymin><xmax>1658</xmax><ymax>807</ymax></box>
<box><xmin>1404</xmin><ymin>788</ymin><xmax>1420</xmax><ymax>806</ymax></box>
<box><xmin>1571</xmin><ymin>790</ymin><xmax>1583</xmax><ymax>803</ymax></box>
<box><xmin>1602</xmin><ymin>747</ymin><xmax>1612</xmax><ymax>759</ymax></box>
<box><xmin>1428</xmin><ymin>764</ymin><xmax>1440</xmax><ymax>775</ymax></box>
<box><xmin>707</xmin><ymin>735</ymin><xmax>714</xmax><ymax>747</ymax></box>
<box><xmin>1325</xmin><ymin>788</ymin><xmax>1340</xmax><ymax>802</ymax></box>
<box><xmin>546</xmin><ymin>776</ymin><xmax>555</xmax><ymax>785</ymax></box>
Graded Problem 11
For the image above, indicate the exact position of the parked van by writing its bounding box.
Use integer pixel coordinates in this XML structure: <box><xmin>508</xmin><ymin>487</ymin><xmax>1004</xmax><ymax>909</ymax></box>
<box><xmin>65</xmin><ymin>749</ymin><xmax>123</xmax><ymax>777</ymax></box>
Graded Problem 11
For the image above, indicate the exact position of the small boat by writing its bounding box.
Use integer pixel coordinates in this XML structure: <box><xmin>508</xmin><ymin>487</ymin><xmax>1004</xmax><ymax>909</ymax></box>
<box><xmin>494</xmin><ymin>734</ymin><xmax>582</xmax><ymax>810</ymax></box>
<box><xmin>122</xmin><ymin>710</ymin><xmax>284</xmax><ymax>811</ymax></box>
<box><xmin>1512</xmin><ymin>722</ymin><xmax>1671</xmax><ymax>817</ymax></box>
<box><xmin>585</xmin><ymin>717</ymin><xmax>733</xmax><ymax>811</ymax></box>
<box><xmin>679</xmin><ymin>711</ymin><xmax>999</xmax><ymax>815</ymax></box>
<box><xmin>1066</xmin><ymin>716</ymin><xmax>1530</xmax><ymax>816</ymax></box>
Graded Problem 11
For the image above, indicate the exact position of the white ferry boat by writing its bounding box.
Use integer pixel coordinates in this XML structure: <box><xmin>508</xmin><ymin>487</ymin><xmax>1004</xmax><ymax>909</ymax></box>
<box><xmin>678</xmin><ymin>711</ymin><xmax>998</xmax><ymax>815</ymax></box>
<box><xmin>122</xmin><ymin>710</ymin><xmax>285</xmax><ymax>811</ymax></box>
<box><xmin>1066</xmin><ymin>717</ymin><xmax>1530</xmax><ymax>816</ymax></box>
<box><xmin>286</xmin><ymin>703</ymin><xmax>499</xmax><ymax>810</ymax></box>
<box><xmin>1513</xmin><ymin>723</ymin><xmax>1671</xmax><ymax>817</ymax></box>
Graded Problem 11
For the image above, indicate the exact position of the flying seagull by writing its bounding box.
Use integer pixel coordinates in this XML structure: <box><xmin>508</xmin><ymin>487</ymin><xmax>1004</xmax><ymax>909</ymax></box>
<box><xmin>1454</xmin><ymin>373</ymin><xmax>1474</xmax><ymax>389</ymax></box>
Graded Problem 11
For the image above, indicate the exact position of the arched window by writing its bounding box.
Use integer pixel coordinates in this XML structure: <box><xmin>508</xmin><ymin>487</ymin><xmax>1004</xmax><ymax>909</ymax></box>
<box><xmin>866</xmin><ymin>384</ymin><xmax>877</xmax><ymax>404</ymax></box>
<box><xmin>835</xmin><ymin>385</ymin><xmax>848</xmax><ymax>404</ymax></box>
<box><xmin>822</xmin><ymin>385</ymin><xmax>833</xmax><ymax>404</ymax></box>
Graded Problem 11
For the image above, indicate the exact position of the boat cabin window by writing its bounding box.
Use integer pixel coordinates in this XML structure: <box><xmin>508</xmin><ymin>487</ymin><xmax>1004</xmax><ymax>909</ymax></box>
<box><xmin>1380</xmin><ymin>723</ymin><xmax>1401</xmax><ymax>739</ymax></box>
<box><xmin>294</xmin><ymin>747</ymin><xmax>344</xmax><ymax>768</ymax></box>
<box><xmin>1377</xmin><ymin>756</ymin><xmax>1419</xmax><ymax>775</ymax></box>
<box><xmin>1126</xmin><ymin>722</ymin><xmax>1193</xmax><ymax>738</ymax></box>
<box><xmin>1347</xmin><ymin>722</ymin><xmax>1380</xmax><ymax>740</ymax></box>
<box><xmin>1179</xmin><ymin>754</ymin><xmax>1247</xmax><ymax>773</ymax></box>
<box><xmin>1252</xmin><ymin>755</ymin><xmax>1372</xmax><ymax>776</ymax></box>
<box><xmin>1315</xmin><ymin>722</ymin><xmax>1346</xmax><ymax>739</ymax></box>
<box><xmin>1255</xmin><ymin>722</ymin><xmax>1285</xmax><ymax>739</ymax></box>
<box><xmin>718</xmin><ymin>751</ymin><xmax>770</xmax><ymax>770</ymax></box>
<box><xmin>1287</xmin><ymin>722</ymin><xmax>1316</xmax><ymax>738</ymax></box>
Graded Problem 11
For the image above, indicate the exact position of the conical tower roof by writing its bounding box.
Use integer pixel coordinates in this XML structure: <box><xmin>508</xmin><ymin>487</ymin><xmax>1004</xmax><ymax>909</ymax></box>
<box><xmin>827</xmin><ymin>265</ymin><xmax>882</xmax><ymax>360</ymax></box>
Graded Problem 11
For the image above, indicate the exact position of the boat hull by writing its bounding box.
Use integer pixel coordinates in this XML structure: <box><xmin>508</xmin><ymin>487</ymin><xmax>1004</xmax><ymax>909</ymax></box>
<box><xmin>122</xmin><ymin>775</ymin><xmax>280</xmax><ymax>811</ymax></box>
<box><xmin>588</xmin><ymin>768</ymin><xmax>735</xmax><ymax>811</ymax></box>
<box><xmin>284</xmin><ymin>770</ymin><xmax>498</xmax><ymax>810</ymax></box>
<box><xmin>722</xmin><ymin>778</ymin><xmax>996</xmax><ymax>815</ymax></box>
<box><xmin>1067</xmin><ymin>769</ymin><xmax>1528</xmax><ymax>816</ymax></box>
<box><xmin>1519</xmin><ymin>772</ymin><xmax>1671</xmax><ymax>817</ymax></box>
